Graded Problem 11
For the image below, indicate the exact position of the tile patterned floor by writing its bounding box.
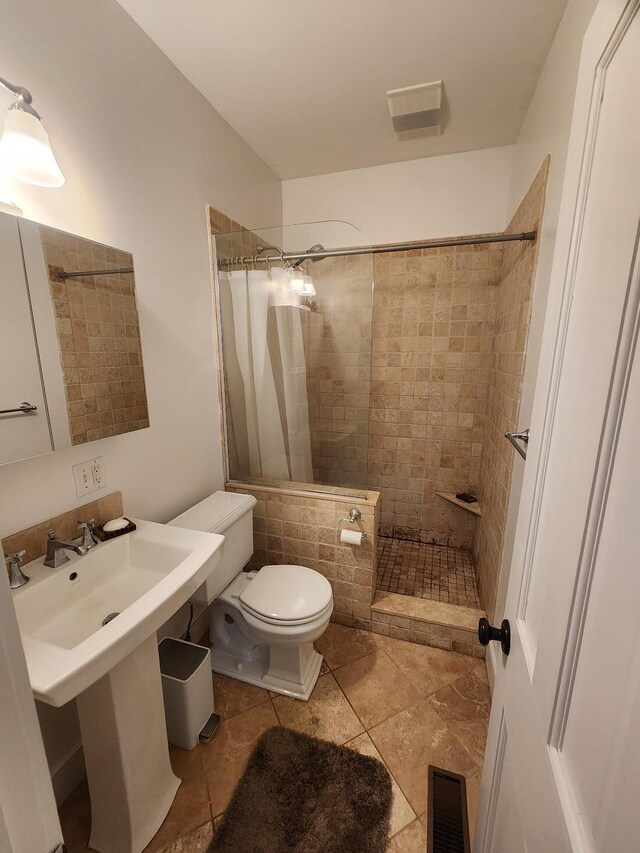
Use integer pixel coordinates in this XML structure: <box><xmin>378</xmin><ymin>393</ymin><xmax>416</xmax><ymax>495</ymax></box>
<box><xmin>59</xmin><ymin>624</ymin><xmax>490</xmax><ymax>853</ymax></box>
<box><xmin>377</xmin><ymin>536</ymin><xmax>481</xmax><ymax>608</ymax></box>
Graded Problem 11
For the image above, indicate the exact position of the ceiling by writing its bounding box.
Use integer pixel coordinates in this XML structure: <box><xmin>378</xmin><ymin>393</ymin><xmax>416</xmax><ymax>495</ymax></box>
<box><xmin>116</xmin><ymin>0</ymin><xmax>569</xmax><ymax>179</ymax></box>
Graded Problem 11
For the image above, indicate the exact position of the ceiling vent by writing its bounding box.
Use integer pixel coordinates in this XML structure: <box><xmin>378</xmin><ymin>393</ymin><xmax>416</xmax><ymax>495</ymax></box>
<box><xmin>387</xmin><ymin>81</ymin><xmax>443</xmax><ymax>141</ymax></box>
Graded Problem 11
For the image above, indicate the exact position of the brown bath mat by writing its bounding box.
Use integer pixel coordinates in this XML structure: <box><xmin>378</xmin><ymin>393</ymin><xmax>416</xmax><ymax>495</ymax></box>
<box><xmin>209</xmin><ymin>727</ymin><xmax>392</xmax><ymax>853</ymax></box>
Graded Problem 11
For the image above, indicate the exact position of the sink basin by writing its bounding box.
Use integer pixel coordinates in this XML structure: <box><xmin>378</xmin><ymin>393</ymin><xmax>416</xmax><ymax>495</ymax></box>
<box><xmin>13</xmin><ymin>518</ymin><xmax>224</xmax><ymax>706</ymax></box>
<box><xmin>12</xmin><ymin>518</ymin><xmax>224</xmax><ymax>853</ymax></box>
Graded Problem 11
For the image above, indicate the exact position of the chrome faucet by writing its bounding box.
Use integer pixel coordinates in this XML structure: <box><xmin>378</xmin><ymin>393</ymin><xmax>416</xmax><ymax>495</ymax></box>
<box><xmin>6</xmin><ymin>550</ymin><xmax>29</xmax><ymax>589</ymax></box>
<box><xmin>44</xmin><ymin>529</ymin><xmax>89</xmax><ymax>568</ymax></box>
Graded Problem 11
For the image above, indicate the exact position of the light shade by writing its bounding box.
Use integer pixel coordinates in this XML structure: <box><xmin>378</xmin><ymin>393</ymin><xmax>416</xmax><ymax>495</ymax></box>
<box><xmin>289</xmin><ymin>270</ymin><xmax>306</xmax><ymax>293</ymax></box>
<box><xmin>302</xmin><ymin>273</ymin><xmax>316</xmax><ymax>297</ymax></box>
<box><xmin>0</xmin><ymin>108</ymin><xmax>64</xmax><ymax>187</ymax></box>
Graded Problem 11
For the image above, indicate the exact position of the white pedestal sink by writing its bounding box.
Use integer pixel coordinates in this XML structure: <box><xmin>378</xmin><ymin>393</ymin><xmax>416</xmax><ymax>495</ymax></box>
<box><xmin>12</xmin><ymin>519</ymin><xmax>224</xmax><ymax>853</ymax></box>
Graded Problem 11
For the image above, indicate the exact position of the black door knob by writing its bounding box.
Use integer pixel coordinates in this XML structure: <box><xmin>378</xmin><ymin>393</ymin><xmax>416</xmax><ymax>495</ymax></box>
<box><xmin>478</xmin><ymin>617</ymin><xmax>511</xmax><ymax>656</ymax></box>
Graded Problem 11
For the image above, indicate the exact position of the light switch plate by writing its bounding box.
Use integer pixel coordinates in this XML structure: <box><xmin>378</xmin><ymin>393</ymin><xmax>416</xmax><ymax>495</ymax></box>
<box><xmin>72</xmin><ymin>457</ymin><xmax>107</xmax><ymax>497</ymax></box>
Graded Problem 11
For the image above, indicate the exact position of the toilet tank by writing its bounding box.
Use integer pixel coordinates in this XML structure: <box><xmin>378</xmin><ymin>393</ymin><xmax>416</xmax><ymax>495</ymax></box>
<box><xmin>169</xmin><ymin>491</ymin><xmax>257</xmax><ymax>605</ymax></box>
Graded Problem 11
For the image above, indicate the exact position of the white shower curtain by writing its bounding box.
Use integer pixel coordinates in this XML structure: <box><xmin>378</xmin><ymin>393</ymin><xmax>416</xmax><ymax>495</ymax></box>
<box><xmin>219</xmin><ymin>266</ymin><xmax>313</xmax><ymax>483</ymax></box>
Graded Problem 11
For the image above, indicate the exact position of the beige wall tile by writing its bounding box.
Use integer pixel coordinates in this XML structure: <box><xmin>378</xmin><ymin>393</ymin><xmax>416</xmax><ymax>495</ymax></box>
<box><xmin>473</xmin><ymin>159</ymin><xmax>549</xmax><ymax>620</ymax></box>
<box><xmin>226</xmin><ymin>484</ymin><xmax>378</xmax><ymax>630</ymax></box>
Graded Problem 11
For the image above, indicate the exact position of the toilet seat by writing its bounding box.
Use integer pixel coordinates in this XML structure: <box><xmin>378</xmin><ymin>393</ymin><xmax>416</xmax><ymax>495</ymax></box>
<box><xmin>239</xmin><ymin>564</ymin><xmax>333</xmax><ymax>626</ymax></box>
<box><xmin>241</xmin><ymin>597</ymin><xmax>334</xmax><ymax>628</ymax></box>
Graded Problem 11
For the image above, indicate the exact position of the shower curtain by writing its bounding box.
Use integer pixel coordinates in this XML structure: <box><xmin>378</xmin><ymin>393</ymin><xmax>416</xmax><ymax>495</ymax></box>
<box><xmin>219</xmin><ymin>266</ymin><xmax>314</xmax><ymax>483</ymax></box>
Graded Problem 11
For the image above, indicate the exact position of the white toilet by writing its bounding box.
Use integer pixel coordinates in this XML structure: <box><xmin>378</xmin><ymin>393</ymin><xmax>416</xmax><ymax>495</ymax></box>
<box><xmin>170</xmin><ymin>491</ymin><xmax>333</xmax><ymax>700</ymax></box>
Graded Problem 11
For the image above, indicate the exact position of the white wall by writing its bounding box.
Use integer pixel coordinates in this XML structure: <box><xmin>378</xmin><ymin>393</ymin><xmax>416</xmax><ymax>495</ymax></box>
<box><xmin>0</xmin><ymin>0</ymin><xmax>281</xmax><ymax>807</ymax></box>
<box><xmin>282</xmin><ymin>146</ymin><xmax>514</xmax><ymax>245</ymax></box>
<box><xmin>0</xmin><ymin>0</ymin><xmax>280</xmax><ymax>535</ymax></box>
<box><xmin>493</xmin><ymin>0</ymin><xmax>599</xmax><ymax>620</ymax></box>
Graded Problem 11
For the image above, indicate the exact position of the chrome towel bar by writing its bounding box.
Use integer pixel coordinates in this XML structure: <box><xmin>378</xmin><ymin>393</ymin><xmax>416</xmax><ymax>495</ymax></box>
<box><xmin>505</xmin><ymin>428</ymin><xmax>529</xmax><ymax>460</ymax></box>
<box><xmin>60</xmin><ymin>267</ymin><xmax>134</xmax><ymax>279</ymax></box>
<box><xmin>0</xmin><ymin>401</ymin><xmax>38</xmax><ymax>415</ymax></box>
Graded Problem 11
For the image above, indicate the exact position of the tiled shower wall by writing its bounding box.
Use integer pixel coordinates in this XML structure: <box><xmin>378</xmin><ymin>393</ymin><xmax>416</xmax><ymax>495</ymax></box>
<box><xmin>302</xmin><ymin>254</ymin><xmax>372</xmax><ymax>489</ymax></box>
<box><xmin>369</xmin><ymin>242</ymin><xmax>503</xmax><ymax>547</ymax></box>
<box><xmin>473</xmin><ymin>159</ymin><xmax>550</xmax><ymax>619</ymax></box>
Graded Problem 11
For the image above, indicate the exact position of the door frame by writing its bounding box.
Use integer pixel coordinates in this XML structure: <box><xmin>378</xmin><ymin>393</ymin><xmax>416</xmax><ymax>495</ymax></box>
<box><xmin>477</xmin><ymin>0</ymin><xmax>640</xmax><ymax>848</ymax></box>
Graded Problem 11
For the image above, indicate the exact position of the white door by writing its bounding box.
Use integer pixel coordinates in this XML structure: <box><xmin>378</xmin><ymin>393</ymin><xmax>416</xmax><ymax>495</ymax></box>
<box><xmin>0</xmin><ymin>556</ymin><xmax>63</xmax><ymax>853</ymax></box>
<box><xmin>476</xmin><ymin>2</ymin><xmax>640</xmax><ymax>851</ymax></box>
<box><xmin>0</xmin><ymin>213</ymin><xmax>52</xmax><ymax>464</ymax></box>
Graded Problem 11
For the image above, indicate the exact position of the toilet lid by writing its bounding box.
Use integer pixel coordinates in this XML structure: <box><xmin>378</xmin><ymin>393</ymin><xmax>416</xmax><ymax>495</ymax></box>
<box><xmin>239</xmin><ymin>564</ymin><xmax>332</xmax><ymax>624</ymax></box>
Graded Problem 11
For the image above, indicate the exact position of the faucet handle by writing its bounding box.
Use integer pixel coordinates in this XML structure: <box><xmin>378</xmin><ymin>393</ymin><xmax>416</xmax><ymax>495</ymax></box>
<box><xmin>77</xmin><ymin>518</ymin><xmax>97</xmax><ymax>548</ymax></box>
<box><xmin>5</xmin><ymin>550</ymin><xmax>29</xmax><ymax>589</ymax></box>
<box><xmin>5</xmin><ymin>549</ymin><xmax>26</xmax><ymax>565</ymax></box>
<box><xmin>46</xmin><ymin>529</ymin><xmax>56</xmax><ymax>540</ymax></box>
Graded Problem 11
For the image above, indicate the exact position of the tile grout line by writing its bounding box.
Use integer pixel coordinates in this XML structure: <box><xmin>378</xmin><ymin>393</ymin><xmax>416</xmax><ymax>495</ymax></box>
<box><xmin>322</xmin><ymin>665</ymin><xmax>422</xmax><ymax>840</ymax></box>
<box><xmin>207</xmin><ymin>642</ymin><xmax>486</xmax><ymax>839</ymax></box>
<box><xmin>330</xmin><ymin>649</ymin><xmax>487</xmax><ymax>826</ymax></box>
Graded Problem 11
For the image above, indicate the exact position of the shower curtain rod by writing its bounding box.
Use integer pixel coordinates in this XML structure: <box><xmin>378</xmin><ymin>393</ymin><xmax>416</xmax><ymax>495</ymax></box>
<box><xmin>218</xmin><ymin>230</ymin><xmax>536</xmax><ymax>267</ymax></box>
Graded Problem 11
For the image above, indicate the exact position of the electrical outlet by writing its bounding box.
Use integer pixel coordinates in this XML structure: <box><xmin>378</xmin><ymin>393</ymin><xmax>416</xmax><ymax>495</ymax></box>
<box><xmin>72</xmin><ymin>457</ymin><xmax>107</xmax><ymax>497</ymax></box>
<box><xmin>91</xmin><ymin>459</ymin><xmax>105</xmax><ymax>489</ymax></box>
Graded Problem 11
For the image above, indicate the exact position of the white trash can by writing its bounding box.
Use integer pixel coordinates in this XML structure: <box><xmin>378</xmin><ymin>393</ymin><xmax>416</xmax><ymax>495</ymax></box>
<box><xmin>159</xmin><ymin>637</ymin><xmax>219</xmax><ymax>750</ymax></box>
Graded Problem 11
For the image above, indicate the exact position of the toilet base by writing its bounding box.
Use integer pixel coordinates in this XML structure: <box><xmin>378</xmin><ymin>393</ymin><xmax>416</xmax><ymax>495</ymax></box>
<box><xmin>210</xmin><ymin>641</ymin><xmax>323</xmax><ymax>701</ymax></box>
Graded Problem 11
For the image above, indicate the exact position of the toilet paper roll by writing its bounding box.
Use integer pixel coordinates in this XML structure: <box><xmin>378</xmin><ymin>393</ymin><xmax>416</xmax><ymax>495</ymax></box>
<box><xmin>340</xmin><ymin>528</ymin><xmax>363</xmax><ymax>546</ymax></box>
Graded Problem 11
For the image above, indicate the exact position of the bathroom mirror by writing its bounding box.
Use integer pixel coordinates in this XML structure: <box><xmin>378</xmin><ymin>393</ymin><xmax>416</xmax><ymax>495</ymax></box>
<box><xmin>0</xmin><ymin>212</ymin><xmax>149</xmax><ymax>466</ymax></box>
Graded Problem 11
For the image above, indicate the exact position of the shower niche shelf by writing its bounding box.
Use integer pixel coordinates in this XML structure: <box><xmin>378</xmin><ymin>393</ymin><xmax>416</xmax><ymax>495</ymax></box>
<box><xmin>435</xmin><ymin>491</ymin><xmax>482</xmax><ymax>517</ymax></box>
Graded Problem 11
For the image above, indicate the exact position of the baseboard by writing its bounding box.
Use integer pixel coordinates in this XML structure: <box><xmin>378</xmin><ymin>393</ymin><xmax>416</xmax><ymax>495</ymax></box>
<box><xmin>51</xmin><ymin>745</ymin><xmax>85</xmax><ymax>807</ymax></box>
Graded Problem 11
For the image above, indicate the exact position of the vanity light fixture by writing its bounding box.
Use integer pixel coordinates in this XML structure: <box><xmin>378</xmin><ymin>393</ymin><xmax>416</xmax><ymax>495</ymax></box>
<box><xmin>0</xmin><ymin>181</ymin><xmax>23</xmax><ymax>216</ymax></box>
<box><xmin>0</xmin><ymin>75</ymin><xmax>65</xmax><ymax>187</ymax></box>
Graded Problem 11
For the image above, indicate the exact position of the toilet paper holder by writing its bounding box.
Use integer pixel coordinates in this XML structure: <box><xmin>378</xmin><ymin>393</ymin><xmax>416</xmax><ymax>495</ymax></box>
<box><xmin>337</xmin><ymin>507</ymin><xmax>368</xmax><ymax>537</ymax></box>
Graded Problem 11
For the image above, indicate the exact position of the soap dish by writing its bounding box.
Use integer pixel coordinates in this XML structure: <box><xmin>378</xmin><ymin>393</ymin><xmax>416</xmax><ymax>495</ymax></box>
<box><xmin>94</xmin><ymin>518</ymin><xmax>137</xmax><ymax>541</ymax></box>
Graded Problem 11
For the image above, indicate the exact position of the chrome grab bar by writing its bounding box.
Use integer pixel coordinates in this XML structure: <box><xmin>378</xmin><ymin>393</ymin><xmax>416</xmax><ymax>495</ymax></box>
<box><xmin>505</xmin><ymin>428</ymin><xmax>529</xmax><ymax>460</ymax></box>
<box><xmin>0</xmin><ymin>401</ymin><xmax>38</xmax><ymax>415</ymax></box>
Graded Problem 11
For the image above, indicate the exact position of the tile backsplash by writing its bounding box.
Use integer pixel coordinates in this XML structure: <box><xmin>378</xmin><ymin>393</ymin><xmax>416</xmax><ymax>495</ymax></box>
<box><xmin>2</xmin><ymin>491</ymin><xmax>123</xmax><ymax>571</ymax></box>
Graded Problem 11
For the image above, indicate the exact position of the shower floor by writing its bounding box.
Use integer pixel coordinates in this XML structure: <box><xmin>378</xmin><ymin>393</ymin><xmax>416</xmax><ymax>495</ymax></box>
<box><xmin>376</xmin><ymin>537</ymin><xmax>481</xmax><ymax>609</ymax></box>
